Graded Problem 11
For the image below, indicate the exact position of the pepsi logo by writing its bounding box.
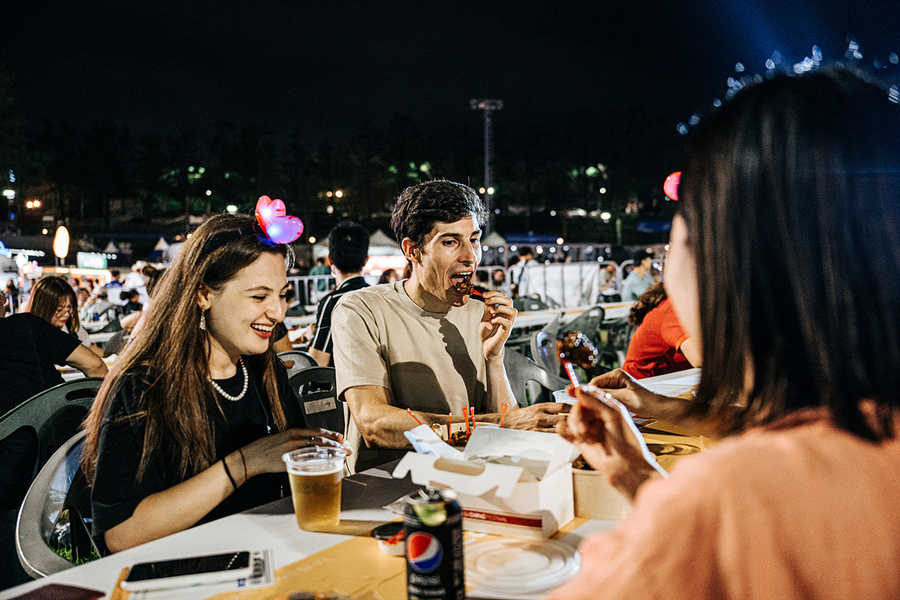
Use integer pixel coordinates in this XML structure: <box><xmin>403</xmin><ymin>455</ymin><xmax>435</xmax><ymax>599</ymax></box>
<box><xmin>406</xmin><ymin>532</ymin><xmax>443</xmax><ymax>573</ymax></box>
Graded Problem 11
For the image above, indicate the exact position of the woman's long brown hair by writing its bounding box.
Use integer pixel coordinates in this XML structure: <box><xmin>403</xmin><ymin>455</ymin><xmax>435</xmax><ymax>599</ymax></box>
<box><xmin>82</xmin><ymin>214</ymin><xmax>289</xmax><ymax>482</ymax></box>
<box><xmin>27</xmin><ymin>275</ymin><xmax>79</xmax><ymax>334</ymax></box>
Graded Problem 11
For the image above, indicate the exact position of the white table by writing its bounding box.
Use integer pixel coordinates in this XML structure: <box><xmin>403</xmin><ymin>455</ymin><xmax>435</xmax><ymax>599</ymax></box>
<box><xmin>1</xmin><ymin>461</ymin><xmax>617</xmax><ymax>599</ymax></box>
<box><xmin>633</xmin><ymin>368</ymin><xmax>701</xmax><ymax>398</ymax></box>
<box><xmin>511</xmin><ymin>301</ymin><xmax>632</xmax><ymax>331</ymax></box>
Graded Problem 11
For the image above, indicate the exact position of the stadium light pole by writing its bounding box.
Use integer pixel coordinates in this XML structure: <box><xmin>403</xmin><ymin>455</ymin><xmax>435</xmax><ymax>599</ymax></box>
<box><xmin>470</xmin><ymin>99</ymin><xmax>503</xmax><ymax>234</ymax></box>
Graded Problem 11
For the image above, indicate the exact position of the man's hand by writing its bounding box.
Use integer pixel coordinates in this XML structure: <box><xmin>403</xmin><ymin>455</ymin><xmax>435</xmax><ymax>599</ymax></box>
<box><xmin>503</xmin><ymin>402</ymin><xmax>567</xmax><ymax>433</ymax></box>
<box><xmin>479</xmin><ymin>291</ymin><xmax>517</xmax><ymax>360</ymax></box>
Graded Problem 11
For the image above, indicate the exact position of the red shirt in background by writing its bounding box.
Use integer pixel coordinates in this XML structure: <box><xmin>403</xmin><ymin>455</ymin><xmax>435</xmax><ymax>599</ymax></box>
<box><xmin>622</xmin><ymin>298</ymin><xmax>691</xmax><ymax>379</ymax></box>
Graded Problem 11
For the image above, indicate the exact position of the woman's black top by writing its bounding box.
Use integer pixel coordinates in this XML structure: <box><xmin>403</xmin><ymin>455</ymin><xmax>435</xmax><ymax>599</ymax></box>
<box><xmin>90</xmin><ymin>355</ymin><xmax>304</xmax><ymax>544</ymax></box>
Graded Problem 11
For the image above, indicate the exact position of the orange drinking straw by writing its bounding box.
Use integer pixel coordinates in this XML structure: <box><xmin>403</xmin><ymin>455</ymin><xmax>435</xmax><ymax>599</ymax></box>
<box><xmin>500</xmin><ymin>403</ymin><xmax>508</xmax><ymax>428</ymax></box>
<box><xmin>406</xmin><ymin>408</ymin><xmax>423</xmax><ymax>426</ymax></box>
<box><xmin>463</xmin><ymin>407</ymin><xmax>471</xmax><ymax>437</ymax></box>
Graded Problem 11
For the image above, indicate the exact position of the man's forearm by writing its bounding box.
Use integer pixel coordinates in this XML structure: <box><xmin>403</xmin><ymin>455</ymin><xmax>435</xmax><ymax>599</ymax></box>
<box><xmin>485</xmin><ymin>350</ymin><xmax>515</xmax><ymax>412</ymax></box>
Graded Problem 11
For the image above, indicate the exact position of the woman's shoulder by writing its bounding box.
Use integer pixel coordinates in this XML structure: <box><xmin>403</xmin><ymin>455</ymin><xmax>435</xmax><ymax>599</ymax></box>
<box><xmin>103</xmin><ymin>366</ymin><xmax>156</xmax><ymax>419</ymax></box>
<box><xmin>659</xmin><ymin>412</ymin><xmax>849</xmax><ymax>499</ymax></box>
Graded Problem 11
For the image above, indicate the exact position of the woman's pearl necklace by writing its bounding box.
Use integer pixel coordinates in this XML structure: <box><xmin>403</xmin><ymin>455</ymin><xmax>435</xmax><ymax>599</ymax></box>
<box><xmin>209</xmin><ymin>358</ymin><xmax>248</xmax><ymax>402</ymax></box>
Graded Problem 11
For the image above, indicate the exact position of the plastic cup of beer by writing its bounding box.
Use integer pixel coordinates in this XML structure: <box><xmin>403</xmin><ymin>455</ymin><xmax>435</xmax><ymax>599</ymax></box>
<box><xmin>283</xmin><ymin>445</ymin><xmax>346</xmax><ymax>531</ymax></box>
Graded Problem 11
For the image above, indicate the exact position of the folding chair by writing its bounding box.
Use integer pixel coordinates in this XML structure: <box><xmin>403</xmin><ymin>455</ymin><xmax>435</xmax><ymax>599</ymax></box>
<box><xmin>16</xmin><ymin>431</ymin><xmax>86</xmax><ymax>578</ymax></box>
<box><xmin>561</xmin><ymin>305</ymin><xmax>606</xmax><ymax>349</ymax></box>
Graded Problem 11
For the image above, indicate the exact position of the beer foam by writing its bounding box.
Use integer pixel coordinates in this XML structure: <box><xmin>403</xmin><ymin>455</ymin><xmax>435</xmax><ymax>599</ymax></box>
<box><xmin>286</xmin><ymin>461</ymin><xmax>343</xmax><ymax>476</ymax></box>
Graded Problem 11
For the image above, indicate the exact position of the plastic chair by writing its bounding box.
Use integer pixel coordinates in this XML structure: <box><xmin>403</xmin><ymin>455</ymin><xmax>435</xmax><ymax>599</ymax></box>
<box><xmin>504</xmin><ymin>348</ymin><xmax>570</xmax><ymax>407</ymax></box>
<box><xmin>277</xmin><ymin>350</ymin><xmax>317</xmax><ymax>377</ymax></box>
<box><xmin>288</xmin><ymin>367</ymin><xmax>344</xmax><ymax>436</ymax></box>
<box><xmin>96</xmin><ymin>317</ymin><xmax>122</xmax><ymax>334</ymax></box>
<box><xmin>103</xmin><ymin>329</ymin><xmax>130</xmax><ymax>355</ymax></box>
<box><xmin>0</xmin><ymin>378</ymin><xmax>103</xmax><ymax>489</ymax></box>
<box><xmin>561</xmin><ymin>305</ymin><xmax>606</xmax><ymax>349</ymax></box>
<box><xmin>529</xmin><ymin>313</ymin><xmax>562</xmax><ymax>375</ymax></box>
<box><xmin>513</xmin><ymin>294</ymin><xmax>550</xmax><ymax>312</ymax></box>
<box><xmin>16</xmin><ymin>431</ymin><xmax>85</xmax><ymax>578</ymax></box>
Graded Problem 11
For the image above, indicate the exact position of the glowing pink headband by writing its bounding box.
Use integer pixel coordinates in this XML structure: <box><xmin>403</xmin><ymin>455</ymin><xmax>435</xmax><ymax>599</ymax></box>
<box><xmin>664</xmin><ymin>171</ymin><xmax>681</xmax><ymax>201</ymax></box>
<box><xmin>255</xmin><ymin>195</ymin><xmax>304</xmax><ymax>244</ymax></box>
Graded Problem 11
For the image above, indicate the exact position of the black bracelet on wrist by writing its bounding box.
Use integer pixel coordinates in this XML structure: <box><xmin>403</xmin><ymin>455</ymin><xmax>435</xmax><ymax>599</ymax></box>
<box><xmin>222</xmin><ymin>458</ymin><xmax>238</xmax><ymax>490</ymax></box>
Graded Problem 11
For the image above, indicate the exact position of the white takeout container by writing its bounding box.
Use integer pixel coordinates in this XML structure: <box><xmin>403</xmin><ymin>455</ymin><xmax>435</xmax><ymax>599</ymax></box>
<box><xmin>393</xmin><ymin>426</ymin><xmax>579</xmax><ymax>538</ymax></box>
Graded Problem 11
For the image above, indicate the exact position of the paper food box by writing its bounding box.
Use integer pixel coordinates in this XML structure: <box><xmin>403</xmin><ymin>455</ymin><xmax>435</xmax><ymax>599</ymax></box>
<box><xmin>572</xmin><ymin>468</ymin><xmax>633</xmax><ymax>520</ymax></box>
<box><xmin>393</xmin><ymin>425</ymin><xmax>580</xmax><ymax>538</ymax></box>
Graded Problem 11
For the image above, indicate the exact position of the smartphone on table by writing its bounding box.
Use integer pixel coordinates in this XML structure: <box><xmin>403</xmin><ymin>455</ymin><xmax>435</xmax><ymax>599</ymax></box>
<box><xmin>120</xmin><ymin>551</ymin><xmax>253</xmax><ymax>592</ymax></box>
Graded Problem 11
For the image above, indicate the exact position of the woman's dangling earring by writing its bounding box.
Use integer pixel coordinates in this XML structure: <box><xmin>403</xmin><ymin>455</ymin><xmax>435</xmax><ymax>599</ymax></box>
<box><xmin>199</xmin><ymin>309</ymin><xmax>206</xmax><ymax>331</ymax></box>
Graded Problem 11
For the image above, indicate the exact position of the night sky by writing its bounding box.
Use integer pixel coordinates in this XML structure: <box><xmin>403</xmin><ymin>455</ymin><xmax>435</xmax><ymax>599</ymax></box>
<box><xmin>2</xmin><ymin>0</ymin><xmax>898</xmax><ymax>143</ymax></box>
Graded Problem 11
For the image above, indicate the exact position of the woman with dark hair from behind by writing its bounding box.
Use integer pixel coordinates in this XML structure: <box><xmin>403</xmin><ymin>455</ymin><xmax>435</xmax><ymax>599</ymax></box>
<box><xmin>548</xmin><ymin>67</ymin><xmax>900</xmax><ymax>598</ymax></box>
<box><xmin>621</xmin><ymin>282</ymin><xmax>700</xmax><ymax>378</ymax></box>
<box><xmin>81</xmin><ymin>214</ymin><xmax>346</xmax><ymax>553</ymax></box>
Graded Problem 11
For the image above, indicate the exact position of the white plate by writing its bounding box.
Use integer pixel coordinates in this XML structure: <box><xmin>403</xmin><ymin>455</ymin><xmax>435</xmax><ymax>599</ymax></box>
<box><xmin>465</xmin><ymin>538</ymin><xmax>580</xmax><ymax>594</ymax></box>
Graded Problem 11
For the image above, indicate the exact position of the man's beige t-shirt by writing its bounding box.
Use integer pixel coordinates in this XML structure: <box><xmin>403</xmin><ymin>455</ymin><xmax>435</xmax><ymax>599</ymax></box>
<box><xmin>331</xmin><ymin>280</ymin><xmax>489</xmax><ymax>415</ymax></box>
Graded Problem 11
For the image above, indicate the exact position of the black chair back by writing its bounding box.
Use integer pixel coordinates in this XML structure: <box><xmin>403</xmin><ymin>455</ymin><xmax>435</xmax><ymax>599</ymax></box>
<box><xmin>0</xmin><ymin>378</ymin><xmax>103</xmax><ymax>509</ymax></box>
<box><xmin>288</xmin><ymin>367</ymin><xmax>344</xmax><ymax>434</ymax></box>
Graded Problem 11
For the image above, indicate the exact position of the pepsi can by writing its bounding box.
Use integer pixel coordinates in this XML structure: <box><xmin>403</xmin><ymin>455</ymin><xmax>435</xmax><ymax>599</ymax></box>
<box><xmin>404</xmin><ymin>488</ymin><xmax>464</xmax><ymax>600</ymax></box>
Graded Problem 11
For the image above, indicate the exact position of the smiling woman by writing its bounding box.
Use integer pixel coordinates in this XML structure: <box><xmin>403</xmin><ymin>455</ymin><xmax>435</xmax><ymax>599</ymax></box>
<box><xmin>80</xmin><ymin>214</ymin><xmax>346</xmax><ymax>554</ymax></box>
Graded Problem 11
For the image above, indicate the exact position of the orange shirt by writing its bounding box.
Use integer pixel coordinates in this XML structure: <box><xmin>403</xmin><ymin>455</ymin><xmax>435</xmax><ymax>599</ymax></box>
<box><xmin>545</xmin><ymin>410</ymin><xmax>900</xmax><ymax>600</ymax></box>
<box><xmin>622</xmin><ymin>298</ymin><xmax>691</xmax><ymax>379</ymax></box>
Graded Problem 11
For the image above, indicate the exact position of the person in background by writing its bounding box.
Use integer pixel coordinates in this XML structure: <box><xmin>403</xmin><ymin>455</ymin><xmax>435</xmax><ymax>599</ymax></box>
<box><xmin>598</xmin><ymin>263</ymin><xmax>618</xmax><ymax>297</ymax></box>
<box><xmin>26</xmin><ymin>276</ymin><xmax>94</xmax><ymax>350</ymax></box>
<box><xmin>82</xmin><ymin>287</ymin><xmax>117</xmax><ymax>323</ymax></box>
<box><xmin>332</xmin><ymin>180</ymin><xmax>565</xmax><ymax>470</ymax></box>
<box><xmin>105</xmin><ymin>269</ymin><xmax>122</xmax><ymax>289</ymax></box>
<box><xmin>309</xmin><ymin>256</ymin><xmax>332</xmax><ymax>295</ymax></box>
<box><xmin>121</xmin><ymin>268</ymin><xmax>165</xmax><ymax>339</ymax></box>
<box><xmin>473</xmin><ymin>269</ymin><xmax>490</xmax><ymax>294</ymax></box>
<box><xmin>123</xmin><ymin>262</ymin><xmax>148</xmax><ymax>289</ymax></box>
<box><xmin>0</xmin><ymin>282</ymin><xmax>107</xmax><ymax>588</ymax></box>
<box><xmin>509</xmin><ymin>246</ymin><xmax>536</xmax><ymax>298</ymax></box>
<box><xmin>377</xmin><ymin>268</ymin><xmax>399</xmax><ymax>285</ymax></box>
<box><xmin>620</xmin><ymin>248</ymin><xmax>655</xmax><ymax>302</ymax></box>
<box><xmin>550</xmin><ymin>67</ymin><xmax>900</xmax><ymax>599</ymax></box>
<box><xmin>75</xmin><ymin>286</ymin><xmax>91</xmax><ymax>314</ymax></box>
<box><xmin>309</xmin><ymin>221</ymin><xmax>370</xmax><ymax>367</ymax></box>
<box><xmin>490</xmin><ymin>268</ymin><xmax>506</xmax><ymax>292</ymax></box>
<box><xmin>3</xmin><ymin>280</ymin><xmax>18</xmax><ymax>313</ymax></box>
<box><xmin>621</xmin><ymin>282</ymin><xmax>699</xmax><ymax>379</ymax></box>
<box><xmin>121</xmin><ymin>289</ymin><xmax>143</xmax><ymax>317</ymax></box>
<box><xmin>81</xmin><ymin>214</ymin><xmax>345</xmax><ymax>554</ymax></box>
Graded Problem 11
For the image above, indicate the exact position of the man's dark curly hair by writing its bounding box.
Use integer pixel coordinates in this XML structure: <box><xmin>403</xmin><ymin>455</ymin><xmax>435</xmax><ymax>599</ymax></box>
<box><xmin>390</xmin><ymin>180</ymin><xmax>487</xmax><ymax>247</ymax></box>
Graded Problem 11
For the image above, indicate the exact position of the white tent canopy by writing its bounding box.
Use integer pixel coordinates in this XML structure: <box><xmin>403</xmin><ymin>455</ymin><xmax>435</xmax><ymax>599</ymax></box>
<box><xmin>153</xmin><ymin>236</ymin><xmax>170</xmax><ymax>251</ymax></box>
<box><xmin>482</xmin><ymin>231</ymin><xmax>506</xmax><ymax>246</ymax></box>
<box><xmin>369</xmin><ymin>229</ymin><xmax>399</xmax><ymax>248</ymax></box>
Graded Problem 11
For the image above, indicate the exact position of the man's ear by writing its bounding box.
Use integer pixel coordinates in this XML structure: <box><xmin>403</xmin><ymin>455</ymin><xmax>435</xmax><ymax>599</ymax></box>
<box><xmin>196</xmin><ymin>283</ymin><xmax>211</xmax><ymax>311</ymax></box>
<box><xmin>401</xmin><ymin>238</ymin><xmax>419</xmax><ymax>264</ymax></box>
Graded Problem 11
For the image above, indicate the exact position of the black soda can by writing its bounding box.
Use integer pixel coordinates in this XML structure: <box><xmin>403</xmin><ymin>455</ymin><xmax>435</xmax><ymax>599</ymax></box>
<box><xmin>404</xmin><ymin>488</ymin><xmax>465</xmax><ymax>600</ymax></box>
